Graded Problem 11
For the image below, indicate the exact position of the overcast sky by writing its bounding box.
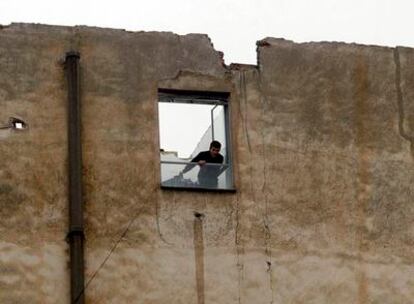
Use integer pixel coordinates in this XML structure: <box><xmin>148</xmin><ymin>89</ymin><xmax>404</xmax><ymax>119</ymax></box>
<box><xmin>1</xmin><ymin>0</ymin><xmax>414</xmax><ymax>64</ymax></box>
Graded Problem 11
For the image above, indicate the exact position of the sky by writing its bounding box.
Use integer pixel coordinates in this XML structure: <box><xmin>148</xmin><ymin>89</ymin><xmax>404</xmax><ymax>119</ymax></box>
<box><xmin>1</xmin><ymin>0</ymin><xmax>414</xmax><ymax>64</ymax></box>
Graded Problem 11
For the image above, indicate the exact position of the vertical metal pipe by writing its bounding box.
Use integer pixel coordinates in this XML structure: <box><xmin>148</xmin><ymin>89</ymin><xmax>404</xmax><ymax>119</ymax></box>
<box><xmin>65</xmin><ymin>51</ymin><xmax>85</xmax><ymax>304</ymax></box>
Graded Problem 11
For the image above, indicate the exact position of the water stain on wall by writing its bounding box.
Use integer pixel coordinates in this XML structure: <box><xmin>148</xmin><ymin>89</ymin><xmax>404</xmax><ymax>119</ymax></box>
<box><xmin>193</xmin><ymin>212</ymin><xmax>205</xmax><ymax>304</ymax></box>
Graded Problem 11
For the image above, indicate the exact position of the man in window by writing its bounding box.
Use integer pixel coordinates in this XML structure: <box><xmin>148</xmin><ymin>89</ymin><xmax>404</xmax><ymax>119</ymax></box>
<box><xmin>181</xmin><ymin>140</ymin><xmax>224</xmax><ymax>188</ymax></box>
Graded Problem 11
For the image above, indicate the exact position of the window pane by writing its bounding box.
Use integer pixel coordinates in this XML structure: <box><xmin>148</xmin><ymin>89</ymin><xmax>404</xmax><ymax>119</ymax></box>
<box><xmin>212</xmin><ymin>106</ymin><xmax>227</xmax><ymax>160</ymax></box>
<box><xmin>161</xmin><ymin>162</ymin><xmax>233</xmax><ymax>190</ymax></box>
<box><xmin>158</xmin><ymin>103</ymin><xmax>215</xmax><ymax>159</ymax></box>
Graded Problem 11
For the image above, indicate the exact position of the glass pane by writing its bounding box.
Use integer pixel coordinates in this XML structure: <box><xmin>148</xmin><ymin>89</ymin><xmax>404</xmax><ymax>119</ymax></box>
<box><xmin>158</xmin><ymin>103</ymin><xmax>215</xmax><ymax>159</ymax></box>
<box><xmin>212</xmin><ymin>106</ymin><xmax>227</xmax><ymax>160</ymax></box>
<box><xmin>161</xmin><ymin>161</ymin><xmax>233</xmax><ymax>190</ymax></box>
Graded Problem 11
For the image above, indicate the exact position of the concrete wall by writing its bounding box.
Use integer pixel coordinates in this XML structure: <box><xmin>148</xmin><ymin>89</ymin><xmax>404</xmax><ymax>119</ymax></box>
<box><xmin>1</xmin><ymin>23</ymin><xmax>413</xmax><ymax>303</ymax></box>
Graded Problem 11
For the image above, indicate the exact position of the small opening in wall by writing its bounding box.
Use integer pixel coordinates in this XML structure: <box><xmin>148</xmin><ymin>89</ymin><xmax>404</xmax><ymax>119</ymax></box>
<box><xmin>194</xmin><ymin>212</ymin><xmax>204</xmax><ymax>218</ymax></box>
<box><xmin>10</xmin><ymin>117</ymin><xmax>27</xmax><ymax>130</ymax></box>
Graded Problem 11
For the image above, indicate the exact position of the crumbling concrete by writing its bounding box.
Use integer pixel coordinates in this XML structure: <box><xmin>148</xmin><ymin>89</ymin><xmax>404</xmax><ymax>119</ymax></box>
<box><xmin>1</xmin><ymin>23</ymin><xmax>414</xmax><ymax>303</ymax></box>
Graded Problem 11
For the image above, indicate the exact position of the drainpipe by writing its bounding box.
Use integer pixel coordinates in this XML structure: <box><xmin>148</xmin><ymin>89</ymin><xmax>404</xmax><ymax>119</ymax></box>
<box><xmin>65</xmin><ymin>51</ymin><xmax>85</xmax><ymax>304</ymax></box>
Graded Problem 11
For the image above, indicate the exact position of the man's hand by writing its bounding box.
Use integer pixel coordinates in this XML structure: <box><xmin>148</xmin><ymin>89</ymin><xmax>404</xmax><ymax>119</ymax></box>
<box><xmin>198</xmin><ymin>160</ymin><xmax>206</xmax><ymax>166</ymax></box>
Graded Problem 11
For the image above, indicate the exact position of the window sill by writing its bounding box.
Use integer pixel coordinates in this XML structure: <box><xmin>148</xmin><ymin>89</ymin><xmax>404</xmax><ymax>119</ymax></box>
<box><xmin>161</xmin><ymin>185</ymin><xmax>236</xmax><ymax>193</ymax></box>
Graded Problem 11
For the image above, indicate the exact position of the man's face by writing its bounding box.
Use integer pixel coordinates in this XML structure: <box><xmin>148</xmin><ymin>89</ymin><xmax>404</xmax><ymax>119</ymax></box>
<box><xmin>210</xmin><ymin>147</ymin><xmax>220</xmax><ymax>157</ymax></box>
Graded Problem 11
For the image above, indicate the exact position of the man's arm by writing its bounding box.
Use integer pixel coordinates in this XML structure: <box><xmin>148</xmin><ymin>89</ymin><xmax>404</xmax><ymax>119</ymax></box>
<box><xmin>181</xmin><ymin>153</ymin><xmax>202</xmax><ymax>174</ymax></box>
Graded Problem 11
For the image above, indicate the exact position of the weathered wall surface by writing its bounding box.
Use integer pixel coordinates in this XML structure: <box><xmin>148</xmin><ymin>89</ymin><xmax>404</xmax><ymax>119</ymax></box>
<box><xmin>0</xmin><ymin>24</ymin><xmax>72</xmax><ymax>303</ymax></box>
<box><xmin>252</xmin><ymin>38</ymin><xmax>414</xmax><ymax>303</ymax></box>
<box><xmin>1</xmin><ymin>23</ymin><xmax>414</xmax><ymax>304</ymax></box>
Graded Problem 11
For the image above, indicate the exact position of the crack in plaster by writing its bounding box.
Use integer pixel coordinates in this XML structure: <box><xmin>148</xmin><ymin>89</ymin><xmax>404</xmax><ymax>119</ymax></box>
<box><xmin>238</xmin><ymin>70</ymin><xmax>257</xmax><ymax>212</ymax></box>
<box><xmin>238</xmin><ymin>71</ymin><xmax>252</xmax><ymax>153</ymax></box>
<box><xmin>155</xmin><ymin>192</ymin><xmax>174</xmax><ymax>246</ymax></box>
<box><xmin>238</xmin><ymin>69</ymin><xmax>263</xmax><ymax>304</ymax></box>
<box><xmin>238</xmin><ymin>68</ymin><xmax>275</xmax><ymax>303</ymax></box>
<box><xmin>393</xmin><ymin>48</ymin><xmax>414</xmax><ymax>153</ymax></box>
<box><xmin>235</xmin><ymin>191</ymin><xmax>243</xmax><ymax>304</ymax></box>
<box><xmin>232</xmin><ymin>76</ymin><xmax>245</xmax><ymax>303</ymax></box>
<box><xmin>266</xmin><ymin>258</ymin><xmax>275</xmax><ymax>304</ymax></box>
<box><xmin>258</xmin><ymin>71</ymin><xmax>274</xmax><ymax>304</ymax></box>
<box><xmin>73</xmin><ymin>206</ymin><xmax>143</xmax><ymax>303</ymax></box>
<box><xmin>262</xmin><ymin>193</ymin><xmax>274</xmax><ymax>304</ymax></box>
<box><xmin>264</xmin><ymin>227</ymin><xmax>274</xmax><ymax>304</ymax></box>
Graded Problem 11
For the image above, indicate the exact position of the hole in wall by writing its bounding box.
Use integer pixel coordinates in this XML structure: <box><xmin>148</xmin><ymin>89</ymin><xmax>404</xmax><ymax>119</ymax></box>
<box><xmin>10</xmin><ymin>117</ymin><xmax>28</xmax><ymax>130</ymax></box>
<box><xmin>194</xmin><ymin>212</ymin><xmax>204</xmax><ymax>219</ymax></box>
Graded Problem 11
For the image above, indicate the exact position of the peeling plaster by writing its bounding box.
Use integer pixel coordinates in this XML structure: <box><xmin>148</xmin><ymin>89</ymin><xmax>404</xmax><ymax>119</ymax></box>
<box><xmin>393</xmin><ymin>47</ymin><xmax>414</xmax><ymax>157</ymax></box>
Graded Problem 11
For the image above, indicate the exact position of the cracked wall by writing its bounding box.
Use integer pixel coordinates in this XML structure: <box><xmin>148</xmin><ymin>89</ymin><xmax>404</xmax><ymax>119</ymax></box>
<box><xmin>1</xmin><ymin>23</ymin><xmax>414</xmax><ymax>304</ymax></box>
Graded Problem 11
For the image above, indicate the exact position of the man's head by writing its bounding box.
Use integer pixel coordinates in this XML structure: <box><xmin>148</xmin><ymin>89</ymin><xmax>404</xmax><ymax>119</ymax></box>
<box><xmin>209</xmin><ymin>140</ymin><xmax>221</xmax><ymax>157</ymax></box>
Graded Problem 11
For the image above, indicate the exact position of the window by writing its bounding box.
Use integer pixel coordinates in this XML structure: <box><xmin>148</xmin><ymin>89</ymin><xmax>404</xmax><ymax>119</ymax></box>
<box><xmin>158</xmin><ymin>89</ymin><xmax>234</xmax><ymax>191</ymax></box>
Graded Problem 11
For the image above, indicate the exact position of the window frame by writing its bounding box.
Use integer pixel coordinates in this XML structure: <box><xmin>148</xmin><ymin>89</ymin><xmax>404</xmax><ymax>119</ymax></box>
<box><xmin>157</xmin><ymin>88</ymin><xmax>236</xmax><ymax>192</ymax></box>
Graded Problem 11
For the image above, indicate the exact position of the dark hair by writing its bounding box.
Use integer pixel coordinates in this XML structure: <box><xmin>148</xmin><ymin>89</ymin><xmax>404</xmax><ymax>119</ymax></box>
<box><xmin>209</xmin><ymin>140</ymin><xmax>221</xmax><ymax>149</ymax></box>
